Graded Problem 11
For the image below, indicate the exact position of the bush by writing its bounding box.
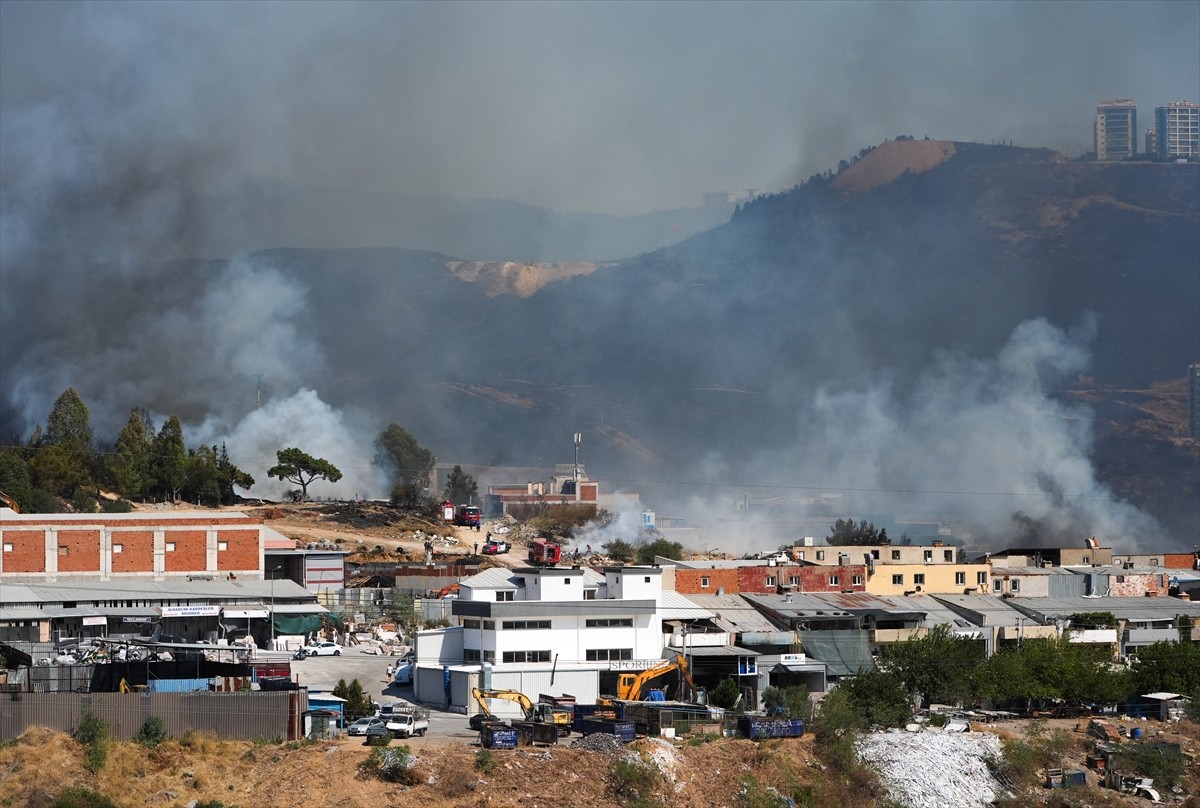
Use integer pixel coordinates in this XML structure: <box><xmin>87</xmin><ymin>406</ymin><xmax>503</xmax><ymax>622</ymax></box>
<box><xmin>51</xmin><ymin>788</ymin><xmax>120</xmax><ymax>808</ymax></box>
<box><xmin>99</xmin><ymin>498</ymin><xmax>133</xmax><ymax>513</ymax></box>
<box><xmin>608</xmin><ymin>757</ymin><xmax>661</xmax><ymax>801</ymax></box>
<box><xmin>475</xmin><ymin>749</ymin><xmax>495</xmax><ymax>773</ymax></box>
<box><xmin>134</xmin><ymin>715</ymin><xmax>168</xmax><ymax>748</ymax></box>
<box><xmin>709</xmin><ymin>677</ymin><xmax>742</xmax><ymax>709</ymax></box>
<box><xmin>603</xmin><ymin>539</ymin><xmax>636</xmax><ymax>562</ymax></box>
<box><xmin>73</xmin><ymin>710</ymin><xmax>109</xmax><ymax>746</ymax></box>
<box><xmin>361</xmin><ymin>745</ymin><xmax>419</xmax><ymax>784</ymax></box>
<box><xmin>1114</xmin><ymin>744</ymin><xmax>1188</xmax><ymax>788</ymax></box>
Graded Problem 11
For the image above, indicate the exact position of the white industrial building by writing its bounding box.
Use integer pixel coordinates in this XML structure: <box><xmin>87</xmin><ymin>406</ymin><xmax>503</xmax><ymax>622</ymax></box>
<box><xmin>411</xmin><ymin>565</ymin><xmax>718</xmax><ymax>716</ymax></box>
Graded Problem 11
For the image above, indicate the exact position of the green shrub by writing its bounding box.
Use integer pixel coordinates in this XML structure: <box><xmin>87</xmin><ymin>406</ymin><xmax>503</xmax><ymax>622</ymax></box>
<box><xmin>475</xmin><ymin>748</ymin><xmax>495</xmax><ymax>773</ymax></box>
<box><xmin>134</xmin><ymin>715</ymin><xmax>168</xmax><ymax>748</ymax></box>
<box><xmin>738</xmin><ymin>775</ymin><xmax>791</xmax><ymax>808</ymax></box>
<box><xmin>50</xmin><ymin>787</ymin><xmax>119</xmax><ymax>808</ymax></box>
<box><xmin>72</xmin><ymin>710</ymin><xmax>109</xmax><ymax>746</ymax></box>
<box><xmin>608</xmin><ymin>757</ymin><xmax>661</xmax><ymax>801</ymax></box>
<box><xmin>1114</xmin><ymin>744</ymin><xmax>1188</xmax><ymax>788</ymax></box>
<box><xmin>361</xmin><ymin>745</ymin><xmax>419</xmax><ymax>784</ymax></box>
<box><xmin>709</xmin><ymin>677</ymin><xmax>741</xmax><ymax>709</ymax></box>
<box><xmin>99</xmin><ymin>498</ymin><xmax>133</xmax><ymax>513</ymax></box>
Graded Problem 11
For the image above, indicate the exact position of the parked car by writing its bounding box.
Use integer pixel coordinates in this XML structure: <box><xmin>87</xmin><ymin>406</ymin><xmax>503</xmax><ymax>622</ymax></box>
<box><xmin>482</xmin><ymin>540</ymin><xmax>511</xmax><ymax>555</ymax></box>
<box><xmin>303</xmin><ymin>641</ymin><xmax>343</xmax><ymax>656</ymax></box>
<box><xmin>347</xmin><ymin>716</ymin><xmax>386</xmax><ymax>736</ymax></box>
<box><xmin>393</xmin><ymin>662</ymin><xmax>414</xmax><ymax>686</ymax></box>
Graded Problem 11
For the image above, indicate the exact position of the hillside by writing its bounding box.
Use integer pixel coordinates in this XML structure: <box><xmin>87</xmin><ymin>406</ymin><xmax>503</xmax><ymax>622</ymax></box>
<box><xmin>1</xmin><ymin>142</ymin><xmax>1196</xmax><ymax>547</ymax></box>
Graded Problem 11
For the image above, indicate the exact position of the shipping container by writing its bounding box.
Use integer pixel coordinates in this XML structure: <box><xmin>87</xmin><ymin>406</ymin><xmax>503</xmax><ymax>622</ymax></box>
<box><xmin>480</xmin><ymin>724</ymin><xmax>519</xmax><ymax>749</ymax></box>
<box><xmin>578</xmin><ymin>718</ymin><xmax>635</xmax><ymax>742</ymax></box>
<box><xmin>572</xmin><ymin>703</ymin><xmax>625</xmax><ymax>729</ymax></box>
<box><xmin>511</xmin><ymin>720</ymin><xmax>558</xmax><ymax>746</ymax></box>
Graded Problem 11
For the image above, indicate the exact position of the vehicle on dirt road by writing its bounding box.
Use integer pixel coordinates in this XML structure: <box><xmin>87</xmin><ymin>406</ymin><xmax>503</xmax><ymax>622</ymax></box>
<box><xmin>347</xmin><ymin>717</ymin><xmax>387</xmax><ymax>736</ymax></box>
<box><xmin>482</xmin><ymin>540</ymin><xmax>510</xmax><ymax>555</ymax></box>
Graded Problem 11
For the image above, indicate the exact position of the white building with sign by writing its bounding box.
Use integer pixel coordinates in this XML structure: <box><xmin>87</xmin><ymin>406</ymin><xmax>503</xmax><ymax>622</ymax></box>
<box><xmin>412</xmin><ymin>565</ymin><xmax>716</xmax><ymax>715</ymax></box>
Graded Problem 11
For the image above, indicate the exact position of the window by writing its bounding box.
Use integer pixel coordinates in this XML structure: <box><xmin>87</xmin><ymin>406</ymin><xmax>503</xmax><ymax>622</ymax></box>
<box><xmin>503</xmin><ymin>650</ymin><xmax>550</xmax><ymax>663</ymax></box>
<box><xmin>816</xmin><ymin>550</ymin><xmax>825</xmax><ymax>561</ymax></box>
<box><xmin>464</xmin><ymin>649</ymin><xmax>495</xmax><ymax>663</ymax></box>
<box><xmin>586</xmin><ymin>618</ymin><xmax>633</xmax><ymax>627</ymax></box>
<box><xmin>564</xmin><ymin>578</ymin><xmax>572</xmax><ymax>584</ymax></box>
<box><xmin>584</xmin><ymin>590</ymin><xmax>596</xmax><ymax>600</ymax></box>
<box><xmin>1010</xmin><ymin>579</ymin><xmax>1020</xmax><ymax>592</ymax></box>
<box><xmin>502</xmin><ymin>620</ymin><xmax>551</xmax><ymax>629</ymax></box>
<box><xmin>495</xmin><ymin>591</ymin><xmax>514</xmax><ymax>602</ymax></box>
<box><xmin>891</xmin><ymin>550</ymin><xmax>901</xmax><ymax>560</ymax></box>
<box><xmin>993</xmin><ymin>580</ymin><xmax>1003</xmax><ymax>592</ymax></box>
<box><xmin>944</xmin><ymin>550</ymin><xmax>953</xmax><ymax>561</ymax></box>
<box><xmin>483</xmin><ymin>620</ymin><xmax>495</xmax><ymax>631</ymax></box>
<box><xmin>218</xmin><ymin>541</ymin><xmax>228</xmax><ymax>551</ymax></box>
<box><xmin>914</xmin><ymin>574</ymin><xmax>925</xmax><ymax>586</ymax></box>
<box><xmin>643</xmin><ymin>576</ymin><xmax>651</xmax><ymax>583</ymax></box>
<box><xmin>892</xmin><ymin>574</ymin><xmax>904</xmax><ymax>585</ymax></box>
<box><xmin>1115</xmin><ymin>575</ymin><xmax>1125</xmax><ymax>583</ymax></box>
<box><xmin>700</xmin><ymin>576</ymin><xmax>710</xmax><ymax>588</ymax></box>
<box><xmin>463</xmin><ymin>619</ymin><xmax>481</xmax><ymax>630</ymax></box>
<box><xmin>955</xmin><ymin>572</ymin><xmax>966</xmax><ymax>586</ymax></box>
<box><xmin>923</xmin><ymin>551</ymin><xmax>932</xmax><ymax>562</ymax></box>
<box><xmin>58</xmin><ymin>546</ymin><xmax>70</xmax><ymax>556</ymax></box>
<box><xmin>765</xmin><ymin>576</ymin><xmax>776</xmax><ymax>587</ymax></box>
<box><xmin>62</xmin><ymin>601</ymin><xmax>77</xmax><ymax>609</ymax></box>
<box><xmin>871</xmin><ymin>550</ymin><xmax>880</xmax><ymax>559</ymax></box>
<box><xmin>852</xmin><ymin>575</ymin><xmax>863</xmax><ymax>585</ymax></box>
<box><xmin>1082</xmin><ymin>555</ymin><xmax>1090</xmax><ymax>565</ymax></box>
<box><xmin>1150</xmin><ymin>558</ymin><xmax>1159</xmax><ymax>566</ymax></box>
<box><xmin>797</xmin><ymin>551</ymin><xmax>805</xmax><ymax>560</ymax></box>
<box><xmin>977</xmin><ymin>572</ymin><xmax>987</xmax><ymax>585</ymax></box>
<box><xmin>166</xmin><ymin>542</ymin><xmax>176</xmax><ymax>552</ymax></box>
<box><xmin>789</xmin><ymin>576</ymin><xmax>800</xmax><ymax>585</ymax></box>
<box><xmin>112</xmin><ymin>544</ymin><xmax>123</xmax><ymax>554</ymax></box>
<box><xmin>3</xmin><ymin>543</ymin><xmax>12</xmax><ymax>552</ymax></box>
<box><xmin>828</xmin><ymin>575</ymin><xmax>839</xmax><ymax>586</ymax></box>
<box><xmin>586</xmin><ymin>648</ymin><xmax>633</xmax><ymax>661</ymax></box>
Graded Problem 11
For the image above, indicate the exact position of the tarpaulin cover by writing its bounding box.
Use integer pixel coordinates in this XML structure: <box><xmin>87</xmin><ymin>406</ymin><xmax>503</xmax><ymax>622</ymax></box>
<box><xmin>273</xmin><ymin>614</ymin><xmax>323</xmax><ymax>636</ymax></box>
<box><xmin>796</xmin><ymin>630</ymin><xmax>875</xmax><ymax>676</ymax></box>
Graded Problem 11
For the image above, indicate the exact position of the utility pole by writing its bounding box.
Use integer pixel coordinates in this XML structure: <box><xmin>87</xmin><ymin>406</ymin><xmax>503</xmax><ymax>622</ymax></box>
<box><xmin>269</xmin><ymin>565</ymin><xmax>282</xmax><ymax>649</ymax></box>
<box><xmin>573</xmin><ymin>432</ymin><xmax>582</xmax><ymax>482</ymax></box>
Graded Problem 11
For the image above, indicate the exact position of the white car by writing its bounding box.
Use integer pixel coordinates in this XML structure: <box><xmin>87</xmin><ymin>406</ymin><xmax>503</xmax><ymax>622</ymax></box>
<box><xmin>393</xmin><ymin>662</ymin><xmax>414</xmax><ymax>686</ymax></box>
<box><xmin>303</xmin><ymin>641</ymin><xmax>343</xmax><ymax>656</ymax></box>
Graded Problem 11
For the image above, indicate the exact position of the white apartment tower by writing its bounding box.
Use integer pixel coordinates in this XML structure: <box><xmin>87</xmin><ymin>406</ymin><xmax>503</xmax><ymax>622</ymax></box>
<box><xmin>1154</xmin><ymin>101</ymin><xmax>1200</xmax><ymax>159</ymax></box>
<box><xmin>1094</xmin><ymin>100</ymin><xmax>1137</xmax><ymax>161</ymax></box>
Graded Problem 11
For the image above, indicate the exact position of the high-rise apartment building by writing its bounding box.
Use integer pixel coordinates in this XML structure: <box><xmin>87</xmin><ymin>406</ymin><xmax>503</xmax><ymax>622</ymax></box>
<box><xmin>1154</xmin><ymin>101</ymin><xmax>1200</xmax><ymax>159</ymax></box>
<box><xmin>1095</xmin><ymin>100</ymin><xmax>1137</xmax><ymax>160</ymax></box>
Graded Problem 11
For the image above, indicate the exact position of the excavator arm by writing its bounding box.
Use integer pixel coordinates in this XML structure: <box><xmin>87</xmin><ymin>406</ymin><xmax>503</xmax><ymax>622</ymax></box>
<box><xmin>472</xmin><ymin>687</ymin><xmax>535</xmax><ymax>720</ymax></box>
<box><xmin>617</xmin><ymin>654</ymin><xmax>696</xmax><ymax>701</ymax></box>
<box><xmin>0</xmin><ymin>490</ymin><xmax>19</xmax><ymax>513</ymax></box>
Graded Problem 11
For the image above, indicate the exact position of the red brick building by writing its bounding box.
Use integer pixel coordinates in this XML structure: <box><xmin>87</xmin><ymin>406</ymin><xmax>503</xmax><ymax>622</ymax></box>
<box><xmin>672</xmin><ymin>561</ymin><xmax>867</xmax><ymax>595</ymax></box>
<box><xmin>0</xmin><ymin>510</ymin><xmax>267</xmax><ymax>580</ymax></box>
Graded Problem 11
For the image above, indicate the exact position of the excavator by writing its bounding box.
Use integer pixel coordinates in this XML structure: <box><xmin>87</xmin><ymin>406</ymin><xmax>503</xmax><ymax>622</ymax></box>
<box><xmin>600</xmin><ymin>654</ymin><xmax>701</xmax><ymax>704</ymax></box>
<box><xmin>469</xmin><ymin>687</ymin><xmax>572</xmax><ymax>735</ymax></box>
<box><xmin>0</xmin><ymin>490</ymin><xmax>19</xmax><ymax>513</ymax></box>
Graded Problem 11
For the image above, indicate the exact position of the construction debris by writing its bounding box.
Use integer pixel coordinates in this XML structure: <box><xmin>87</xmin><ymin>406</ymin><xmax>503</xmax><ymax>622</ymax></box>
<box><xmin>568</xmin><ymin>732</ymin><xmax>626</xmax><ymax>756</ymax></box>
<box><xmin>857</xmin><ymin>729</ymin><xmax>1005</xmax><ymax>808</ymax></box>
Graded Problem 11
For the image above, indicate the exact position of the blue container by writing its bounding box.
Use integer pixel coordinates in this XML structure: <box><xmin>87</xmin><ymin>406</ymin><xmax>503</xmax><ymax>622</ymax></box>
<box><xmin>737</xmin><ymin>717</ymin><xmax>806</xmax><ymax>740</ymax></box>
<box><xmin>481</xmin><ymin>725</ymin><xmax>518</xmax><ymax>749</ymax></box>
<box><xmin>579</xmin><ymin>718</ymin><xmax>636</xmax><ymax>742</ymax></box>
<box><xmin>1130</xmin><ymin>727</ymin><xmax>1142</xmax><ymax>739</ymax></box>
<box><xmin>573</xmin><ymin>704</ymin><xmax>624</xmax><ymax>729</ymax></box>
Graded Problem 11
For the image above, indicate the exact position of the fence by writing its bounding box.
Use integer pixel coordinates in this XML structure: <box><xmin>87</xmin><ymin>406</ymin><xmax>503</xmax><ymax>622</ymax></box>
<box><xmin>0</xmin><ymin>690</ymin><xmax>307</xmax><ymax>742</ymax></box>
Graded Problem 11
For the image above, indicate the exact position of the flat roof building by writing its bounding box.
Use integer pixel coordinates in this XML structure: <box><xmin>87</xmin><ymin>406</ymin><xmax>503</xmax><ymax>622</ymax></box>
<box><xmin>1095</xmin><ymin>99</ymin><xmax>1137</xmax><ymax>161</ymax></box>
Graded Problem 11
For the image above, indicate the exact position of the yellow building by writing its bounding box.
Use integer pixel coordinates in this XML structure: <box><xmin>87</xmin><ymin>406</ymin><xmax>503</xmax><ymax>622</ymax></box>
<box><xmin>864</xmin><ymin>564</ymin><xmax>990</xmax><ymax>596</ymax></box>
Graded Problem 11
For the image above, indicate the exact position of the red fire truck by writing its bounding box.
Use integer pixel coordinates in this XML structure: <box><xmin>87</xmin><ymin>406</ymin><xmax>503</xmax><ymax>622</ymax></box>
<box><xmin>527</xmin><ymin>539</ymin><xmax>561</xmax><ymax>566</ymax></box>
<box><xmin>454</xmin><ymin>505</ymin><xmax>481</xmax><ymax>528</ymax></box>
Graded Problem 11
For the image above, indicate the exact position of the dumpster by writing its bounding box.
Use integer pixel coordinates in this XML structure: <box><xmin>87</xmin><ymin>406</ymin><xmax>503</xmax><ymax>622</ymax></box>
<box><xmin>511</xmin><ymin>720</ymin><xmax>558</xmax><ymax>746</ymax></box>
<box><xmin>481</xmin><ymin>725</ymin><xmax>519</xmax><ymax>749</ymax></box>
<box><xmin>573</xmin><ymin>704</ymin><xmax>624</xmax><ymax>730</ymax></box>
<box><xmin>579</xmin><ymin>718</ymin><xmax>636</xmax><ymax>742</ymax></box>
<box><xmin>737</xmin><ymin>717</ymin><xmax>806</xmax><ymax>740</ymax></box>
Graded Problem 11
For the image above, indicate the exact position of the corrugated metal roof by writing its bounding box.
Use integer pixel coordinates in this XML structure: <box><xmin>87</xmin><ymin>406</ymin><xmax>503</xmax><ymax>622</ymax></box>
<box><xmin>1007</xmin><ymin>595</ymin><xmax>1200</xmax><ymax>621</ymax></box>
<box><xmin>659</xmin><ymin>591</ymin><xmax>714</xmax><ymax>620</ymax></box>
<box><xmin>0</xmin><ymin>577</ymin><xmax>316</xmax><ymax>605</ymax></box>
<box><xmin>667</xmin><ymin>644</ymin><xmax>760</xmax><ymax>656</ymax></box>
<box><xmin>931</xmin><ymin>594</ymin><xmax>1029</xmax><ymax>626</ymax></box>
<box><xmin>678</xmin><ymin>594</ymin><xmax>781</xmax><ymax>633</ymax></box>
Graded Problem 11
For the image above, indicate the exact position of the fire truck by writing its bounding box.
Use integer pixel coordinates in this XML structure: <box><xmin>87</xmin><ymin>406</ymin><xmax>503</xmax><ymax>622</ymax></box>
<box><xmin>454</xmin><ymin>505</ymin><xmax>482</xmax><ymax>528</ymax></box>
<box><xmin>527</xmin><ymin>539</ymin><xmax>561</xmax><ymax>567</ymax></box>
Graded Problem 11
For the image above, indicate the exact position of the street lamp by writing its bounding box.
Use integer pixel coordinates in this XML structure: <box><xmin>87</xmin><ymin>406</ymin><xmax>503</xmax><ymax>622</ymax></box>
<box><xmin>269</xmin><ymin>565</ymin><xmax>282</xmax><ymax>650</ymax></box>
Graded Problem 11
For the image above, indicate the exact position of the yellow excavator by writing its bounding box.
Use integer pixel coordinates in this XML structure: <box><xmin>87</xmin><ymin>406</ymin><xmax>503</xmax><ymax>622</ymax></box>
<box><xmin>601</xmin><ymin>654</ymin><xmax>700</xmax><ymax>704</ymax></box>
<box><xmin>469</xmin><ymin>687</ymin><xmax>572</xmax><ymax>735</ymax></box>
<box><xmin>0</xmin><ymin>490</ymin><xmax>19</xmax><ymax>513</ymax></box>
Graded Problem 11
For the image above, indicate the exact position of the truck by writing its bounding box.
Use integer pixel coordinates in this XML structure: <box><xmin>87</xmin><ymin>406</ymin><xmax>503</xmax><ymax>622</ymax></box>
<box><xmin>527</xmin><ymin>539</ymin><xmax>561</xmax><ymax>567</ymax></box>
<box><xmin>454</xmin><ymin>505</ymin><xmax>481</xmax><ymax>528</ymax></box>
<box><xmin>383</xmin><ymin>704</ymin><xmax>429</xmax><ymax>738</ymax></box>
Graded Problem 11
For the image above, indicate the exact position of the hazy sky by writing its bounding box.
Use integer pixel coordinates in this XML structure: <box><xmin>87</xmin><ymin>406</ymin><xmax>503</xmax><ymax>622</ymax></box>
<box><xmin>3</xmin><ymin>0</ymin><xmax>1197</xmax><ymax>214</ymax></box>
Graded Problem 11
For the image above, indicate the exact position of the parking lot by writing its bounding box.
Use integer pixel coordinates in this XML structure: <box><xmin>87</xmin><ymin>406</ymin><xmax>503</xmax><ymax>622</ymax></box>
<box><xmin>286</xmin><ymin>646</ymin><xmax>476</xmax><ymax>742</ymax></box>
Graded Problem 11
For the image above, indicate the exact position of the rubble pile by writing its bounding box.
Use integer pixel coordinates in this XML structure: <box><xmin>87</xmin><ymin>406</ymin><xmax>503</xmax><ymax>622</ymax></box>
<box><xmin>857</xmin><ymin>730</ymin><xmax>1004</xmax><ymax>808</ymax></box>
<box><xmin>568</xmin><ymin>733</ymin><xmax>626</xmax><ymax>755</ymax></box>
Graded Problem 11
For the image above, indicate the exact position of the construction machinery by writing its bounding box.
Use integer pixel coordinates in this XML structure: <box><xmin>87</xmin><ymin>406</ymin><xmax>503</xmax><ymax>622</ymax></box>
<box><xmin>601</xmin><ymin>654</ymin><xmax>700</xmax><ymax>704</ymax></box>
<box><xmin>0</xmin><ymin>490</ymin><xmax>19</xmax><ymax>513</ymax></box>
<box><xmin>469</xmin><ymin>687</ymin><xmax>572</xmax><ymax>734</ymax></box>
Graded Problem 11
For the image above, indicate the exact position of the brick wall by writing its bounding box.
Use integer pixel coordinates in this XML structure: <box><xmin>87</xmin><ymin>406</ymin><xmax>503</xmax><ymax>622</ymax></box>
<box><xmin>164</xmin><ymin>530</ymin><xmax>208</xmax><ymax>573</ymax></box>
<box><xmin>674</xmin><ymin>568</ymin><xmax>741</xmax><ymax>594</ymax></box>
<box><xmin>57</xmin><ymin>529</ymin><xmax>102</xmax><ymax>573</ymax></box>
<box><xmin>2</xmin><ymin>529</ymin><xmax>46</xmax><ymax>573</ymax></box>
<box><xmin>111</xmin><ymin>530</ymin><xmax>155</xmax><ymax>573</ymax></box>
<box><xmin>216</xmin><ymin>529</ymin><xmax>260</xmax><ymax>571</ymax></box>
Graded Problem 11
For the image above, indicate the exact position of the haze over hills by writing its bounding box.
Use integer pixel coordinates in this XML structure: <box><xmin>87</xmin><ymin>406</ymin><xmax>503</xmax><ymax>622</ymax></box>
<box><xmin>1</xmin><ymin>141</ymin><xmax>1197</xmax><ymax>549</ymax></box>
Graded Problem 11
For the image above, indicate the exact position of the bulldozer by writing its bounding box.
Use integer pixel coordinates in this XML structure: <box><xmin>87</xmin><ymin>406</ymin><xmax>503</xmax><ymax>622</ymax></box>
<box><xmin>469</xmin><ymin>687</ymin><xmax>573</xmax><ymax>735</ymax></box>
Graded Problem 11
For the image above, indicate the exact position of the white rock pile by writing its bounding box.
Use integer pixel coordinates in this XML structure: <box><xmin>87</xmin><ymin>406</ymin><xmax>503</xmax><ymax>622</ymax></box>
<box><xmin>856</xmin><ymin>729</ymin><xmax>1005</xmax><ymax>808</ymax></box>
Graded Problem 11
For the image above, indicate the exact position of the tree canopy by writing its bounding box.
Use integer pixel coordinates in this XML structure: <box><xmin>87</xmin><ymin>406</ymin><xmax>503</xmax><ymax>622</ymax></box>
<box><xmin>443</xmin><ymin>464</ymin><xmax>477</xmax><ymax>505</ymax></box>
<box><xmin>826</xmin><ymin>518</ymin><xmax>888</xmax><ymax>546</ymax></box>
<box><xmin>374</xmin><ymin>423</ymin><xmax>435</xmax><ymax>508</ymax></box>
<box><xmin>267</xmin><ymin>447</ymin><xmax>342</xmax><ymax>502</ymax></box>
